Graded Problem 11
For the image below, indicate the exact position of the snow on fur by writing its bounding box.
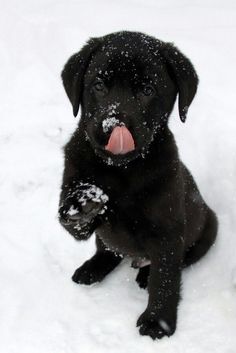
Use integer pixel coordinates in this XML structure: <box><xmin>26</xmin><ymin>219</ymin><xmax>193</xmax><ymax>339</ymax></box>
<box><xmin>0</xmin><ymin>1</ymin><xmax>236</xmax><ymax>353</ymax></box>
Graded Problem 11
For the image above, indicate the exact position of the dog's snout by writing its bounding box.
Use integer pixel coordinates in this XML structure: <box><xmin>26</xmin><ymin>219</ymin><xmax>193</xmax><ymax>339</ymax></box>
<box><xmin>101</xmin><ymin>111</ymin><xmax>132</xmax><ymax>134</ymax></box>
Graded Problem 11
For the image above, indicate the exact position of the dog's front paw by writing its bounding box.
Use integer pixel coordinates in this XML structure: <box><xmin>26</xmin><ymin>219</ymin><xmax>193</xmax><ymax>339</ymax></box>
<box><xmin>137</xmin><ymin>310</ymin><xmax>175</xmax><ymax>340</ymax></box>
<box><xmin>59</xmin><ymin>200</ymin><xmax>104</xmax><ymax>226</ymax></box>
<box><xmin>72</xmin><ymin>260</ymin><xmax>106</xmax><ymax>285</ymax></box>
<box><xmin>59</xmin><ymin>183</ymin><xmax>109</xmax><ymax>227</ymax></box>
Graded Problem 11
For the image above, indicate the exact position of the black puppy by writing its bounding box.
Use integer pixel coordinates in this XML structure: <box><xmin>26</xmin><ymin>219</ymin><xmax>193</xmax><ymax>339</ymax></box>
<box><xmin>59</xmin><ymin>31</ymin><xmax>217</xmax><ymax>340</ymax></box>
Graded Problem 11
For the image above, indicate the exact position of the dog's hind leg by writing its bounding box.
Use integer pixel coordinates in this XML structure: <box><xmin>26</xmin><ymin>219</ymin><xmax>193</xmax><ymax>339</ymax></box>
<box><xmin>72</xmin><ymin>235</ymin><xmax>123</xmax><ymax>285</ymax></box>
<box><xmin>184</xmin><ymin>209</ymin><xmax>218</xmax><ymax>267</ymax></box>
<box><xmin>135</xmin><ymin>265</ymin><xmax>150</xmax><ymax>289</ymax></box>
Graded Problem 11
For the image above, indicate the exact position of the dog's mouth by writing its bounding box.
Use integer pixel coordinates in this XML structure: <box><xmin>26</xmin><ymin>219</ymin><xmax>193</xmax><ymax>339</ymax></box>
<box><xmin>105</xmin><ymin>125</ymin><xmax>135</xmax><ymax>155</ymax></box>
<box><xmin>86</xmin><ymin>119</ymin><xmax>152</xmax><ymax>166</ymax></box>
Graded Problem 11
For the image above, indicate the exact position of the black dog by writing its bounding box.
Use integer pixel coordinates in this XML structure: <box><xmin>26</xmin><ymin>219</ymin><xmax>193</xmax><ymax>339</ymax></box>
<box><xmin>59</xmin><ymin>31</ymin><xmax>217</xmax><ymax>340</ymax></box>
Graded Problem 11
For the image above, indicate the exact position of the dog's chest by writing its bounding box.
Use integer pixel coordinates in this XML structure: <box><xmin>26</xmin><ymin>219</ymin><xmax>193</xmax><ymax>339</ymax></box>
<box><xmin>96</xmin><ymin>222</ymin><xmax>145</xmax><ymax>257</ymax></box>
<box><xmin>96</xmin><ymin>177</ymin><xmax>161</xmax><ymax>256</ymax></box>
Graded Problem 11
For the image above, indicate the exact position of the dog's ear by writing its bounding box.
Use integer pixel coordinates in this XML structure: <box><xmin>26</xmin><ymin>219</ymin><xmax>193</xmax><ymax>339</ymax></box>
<box><xmin>61</xmin><ymin>38</ymin><xmax>101</xmax><ymax>117</ymax></box>
<box><xmin>161</xmin><ymin>43</ymin><xmax>198</xmax><ymax>122</ymax></box>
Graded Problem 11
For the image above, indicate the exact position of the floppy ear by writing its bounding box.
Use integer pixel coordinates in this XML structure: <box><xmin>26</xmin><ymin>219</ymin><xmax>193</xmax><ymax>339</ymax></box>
<box><xmin>161</xmin><ymin>43</ymin><xmax>198</xmax><ymax>122</ymax></box>
<box><xmin>61</xmin><ymin>38</ymin><xmax>101</xmax><ymax>117</ymax></box>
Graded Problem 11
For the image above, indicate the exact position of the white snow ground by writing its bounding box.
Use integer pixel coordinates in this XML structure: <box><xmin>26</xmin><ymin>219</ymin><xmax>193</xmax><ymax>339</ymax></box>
<box><xmin>0</xmin><ymin>1</ymin><xmax>236</xmax><ymax>352</ymax></box>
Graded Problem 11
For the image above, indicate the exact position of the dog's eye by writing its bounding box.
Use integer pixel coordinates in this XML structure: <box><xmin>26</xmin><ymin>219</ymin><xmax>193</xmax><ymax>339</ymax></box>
<box><xmin>94</xmin><ymin>80</ymin><xmax>105</xmax><ymax>92</ymax></box>
<box><xmin>143</xmin><ymin>85</ymin><xmax>155</xmax><ymax>96</ymax></box>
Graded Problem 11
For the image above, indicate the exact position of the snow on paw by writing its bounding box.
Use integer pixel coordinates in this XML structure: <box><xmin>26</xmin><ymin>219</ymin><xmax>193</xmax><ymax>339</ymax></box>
<box><xmin>59</xmin><ymin>182</ymin><xmax>109</xmax><ymax>226</ymax></box>
<box><xmin>76</xmin><ymin>182</ymin><xmax>109</xmax><ymax>214</ymax></box>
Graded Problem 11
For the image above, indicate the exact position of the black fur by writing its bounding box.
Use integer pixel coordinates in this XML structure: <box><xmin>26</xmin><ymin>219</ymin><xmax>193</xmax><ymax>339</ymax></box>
<box><xmin>58</xmin><ymin>31</ymin><xmax>217</xmax><ymax>340</ymax></box>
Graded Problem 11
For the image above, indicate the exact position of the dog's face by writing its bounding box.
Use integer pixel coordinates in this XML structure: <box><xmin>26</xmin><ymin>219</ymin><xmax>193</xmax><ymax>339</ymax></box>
<box><xmin>62</xmin><ymin>32</ymin><xmax>198</xmax><ymax>166</ymax></box>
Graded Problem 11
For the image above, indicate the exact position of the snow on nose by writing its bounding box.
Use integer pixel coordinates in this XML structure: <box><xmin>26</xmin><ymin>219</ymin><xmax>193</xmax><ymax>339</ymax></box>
<box><xmin>105</xmin><ymin>126</ymin><xmax>135</xmax><ymax>154</ymax></box>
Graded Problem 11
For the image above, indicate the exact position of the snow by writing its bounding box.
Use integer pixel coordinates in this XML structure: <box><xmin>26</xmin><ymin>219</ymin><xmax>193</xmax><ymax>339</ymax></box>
<box><xmin>103</xmin><ymin>117</ymin><xmax>120</xmax><ymax>133</ymax></box>
<box><xmin>0</xmin><ymin>0</ymin><xmax>236</xmax><ymax>352</ymax></box>
<box><xmin>74</xmin><ymin>183</ymin><xmax>109</xmax><ymax>206</ymax></box>
<box><xmin>159</xmin><ymin>319</ymin><xmax>171</xmax><ymax>334</ymax></box>
<box><xmin>67</xmin><ymin>206</ymin><xmax>79</xmax><ymax>217</ymax></box>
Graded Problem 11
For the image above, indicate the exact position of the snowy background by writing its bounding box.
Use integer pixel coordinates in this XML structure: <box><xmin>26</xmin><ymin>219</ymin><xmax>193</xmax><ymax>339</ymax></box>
<box><xmin>1</xmin><ymin>0</ymin><xmax>236</xmax><ymax>352</ymax></box>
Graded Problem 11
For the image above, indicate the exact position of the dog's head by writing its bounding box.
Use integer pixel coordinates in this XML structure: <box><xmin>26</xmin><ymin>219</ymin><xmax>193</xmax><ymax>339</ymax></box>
<box><xmin>62</xmin><ymin>31</ymin><xmax>198</xmax><ymax>166</ymax></box>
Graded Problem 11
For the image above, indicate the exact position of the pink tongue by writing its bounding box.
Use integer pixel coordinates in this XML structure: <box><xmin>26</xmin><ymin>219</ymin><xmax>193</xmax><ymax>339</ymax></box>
<box><xmin>105</xmin><ymin>126</ymin><xmax>135</xmax><ymax>155</ymax></box>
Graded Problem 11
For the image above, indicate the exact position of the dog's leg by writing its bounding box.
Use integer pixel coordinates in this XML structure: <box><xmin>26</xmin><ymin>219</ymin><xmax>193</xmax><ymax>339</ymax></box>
<box><xmin>136</xmin><ymin>265</ymin><xmax>150</xmax><ymax>289</ymax></box>
<box><xmin>137</xmin><ymin>238</ymin><xmax>183</xmax><ymax>340</ymax></box>
<box><xmin>72</xmin><ymin>236</ymin><xmax>123</xmax><ymax>285</ymax></box>
<box><xmin>184</xmin><ymin>208</ymin><xmax>217</xmax><ymax>267</ymax></box>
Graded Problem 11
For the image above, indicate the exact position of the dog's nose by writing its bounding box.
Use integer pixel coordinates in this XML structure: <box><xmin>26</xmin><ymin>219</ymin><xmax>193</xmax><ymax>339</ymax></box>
<box><xmin>119</xmin><ymin>111</ymin><xmax>131</xmax><ymax>121</ymax></box>
<box><xmin>121</xmin><ymin>112</ymin><xmax>127</xmax><ymax>119</ymax></box>
<box><xmin>113</xmin><ymin>112</ymin><xmax>131</xmax><ymax>127</ymax></box>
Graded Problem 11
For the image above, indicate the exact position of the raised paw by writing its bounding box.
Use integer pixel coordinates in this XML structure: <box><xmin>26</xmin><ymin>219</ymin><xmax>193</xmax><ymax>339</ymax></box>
<box><xmin>60</xmin><ymin>199</ymin><xmax>104</xmax><ymax>226</ymax></box>
<box><xmin>59</xmin><ymin>183</ymin><xmax>109</xmax><ymax>240</ymax></box>
<box><xmin>137</xmin><ymin>310</ymin><xmax>175</xmax><ymax>340</ymax></box>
